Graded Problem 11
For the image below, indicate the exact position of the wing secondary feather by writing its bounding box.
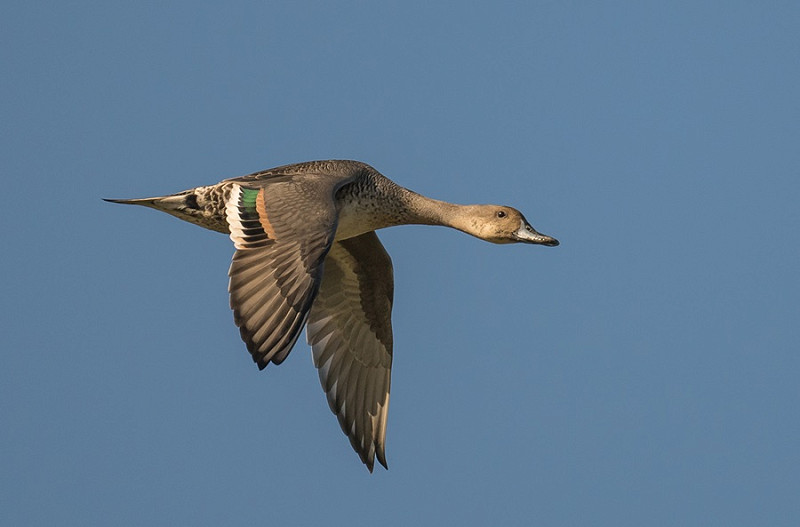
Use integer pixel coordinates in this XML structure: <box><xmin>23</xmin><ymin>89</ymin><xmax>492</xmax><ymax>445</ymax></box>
<box><xmin>225</xmin><ymin>175</ymin><xmax>349</xmax><ymax>368</ymax></box>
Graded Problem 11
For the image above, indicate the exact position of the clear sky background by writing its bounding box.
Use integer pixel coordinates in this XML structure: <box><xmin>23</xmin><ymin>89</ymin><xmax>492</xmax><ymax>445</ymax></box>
<box><xmin>2</xmin><ymin>2</ymin><xmax>798</xmax><ymax>526</ymax></box>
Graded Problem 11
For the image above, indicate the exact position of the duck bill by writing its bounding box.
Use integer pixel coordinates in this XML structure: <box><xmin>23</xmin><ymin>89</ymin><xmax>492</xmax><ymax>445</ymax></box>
<box><xmin>513</xmin><ymin>223</ymin><xmax>559</xmax><ymax>246</ymax></box>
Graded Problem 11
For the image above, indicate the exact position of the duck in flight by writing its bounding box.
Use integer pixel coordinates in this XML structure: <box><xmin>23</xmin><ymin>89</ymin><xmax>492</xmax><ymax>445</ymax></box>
<box><xmin>106</xmin><ymin>160</ymin><xmax>559</xmax><ymax>471</ymax></box>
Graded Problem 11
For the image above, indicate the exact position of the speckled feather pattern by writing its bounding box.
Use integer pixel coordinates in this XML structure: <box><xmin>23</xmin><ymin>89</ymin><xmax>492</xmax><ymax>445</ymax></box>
<box><xmin>179</xmin><ymin>161</ymin><xmax>414</xmax><ymax>239</ymax></box>
<box><xmin>105</xmin><ymin>159</ymin><xmax>558</xmax><ymax>472</ymax></box>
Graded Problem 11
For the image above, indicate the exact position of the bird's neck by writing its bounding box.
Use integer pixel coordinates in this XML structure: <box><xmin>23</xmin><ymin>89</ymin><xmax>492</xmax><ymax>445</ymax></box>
<box><xmin>395</xmin><ymin>187</ymin><xmax>481</xmax><ymax>238</ymax></box>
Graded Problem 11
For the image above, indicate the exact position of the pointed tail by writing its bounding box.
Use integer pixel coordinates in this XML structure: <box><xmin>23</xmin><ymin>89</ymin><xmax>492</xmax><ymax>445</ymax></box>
<box><xmin>104</xmin><ymin>191</ymin><xmax>229</xmax><ymax>234</ymax></box>
<box><xmin>103</xmin><ymin>197</ymin><xmax>161</xmax><ymax>206</ymax></box>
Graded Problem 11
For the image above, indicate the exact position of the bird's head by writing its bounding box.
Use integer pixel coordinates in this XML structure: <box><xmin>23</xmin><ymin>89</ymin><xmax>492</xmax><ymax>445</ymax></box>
<box><xmin>459</xmin><ymin>205</ymin><xmax>559</xmax><ymax>246</ymax></box>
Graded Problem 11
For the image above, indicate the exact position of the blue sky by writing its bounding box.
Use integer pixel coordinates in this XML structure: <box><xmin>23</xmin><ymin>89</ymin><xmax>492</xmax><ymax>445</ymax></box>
<box><xmin>2</xmin><ymin>1</ymin><xmax>798</xmax><ymax>525</ymax></box>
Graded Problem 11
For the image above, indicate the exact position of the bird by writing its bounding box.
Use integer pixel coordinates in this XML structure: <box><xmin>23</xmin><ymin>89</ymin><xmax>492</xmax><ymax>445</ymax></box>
<box><xmin>105</xmin><ymin>160</ymin><xmax>559</xmax><ymax>471</ymax></box>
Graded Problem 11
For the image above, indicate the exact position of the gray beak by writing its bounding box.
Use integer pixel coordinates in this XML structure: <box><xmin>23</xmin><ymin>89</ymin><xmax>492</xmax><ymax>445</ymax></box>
<box><xmin>513</xmin><ymin>222</ymin><xmax>559</xmax><ymax>246</ymax></box>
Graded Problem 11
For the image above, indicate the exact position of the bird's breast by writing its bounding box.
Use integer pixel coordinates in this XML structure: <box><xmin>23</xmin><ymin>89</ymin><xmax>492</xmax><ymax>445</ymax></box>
<box><xmin>333</xmin><ymin>189</ymin><xmax>403</xmax><ymax>241</ymax></box>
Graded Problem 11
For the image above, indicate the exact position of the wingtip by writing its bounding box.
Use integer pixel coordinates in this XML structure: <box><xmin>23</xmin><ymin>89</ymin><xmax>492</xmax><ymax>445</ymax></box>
<box><xmin>363</xmin><ymin>450</ymin><xmax>388</xmax><ymax>473</ymax></box>
<box><xmin>377</xmin><ymin>452</ymin><xmax>388</xmax><ymax>471</ymax></box>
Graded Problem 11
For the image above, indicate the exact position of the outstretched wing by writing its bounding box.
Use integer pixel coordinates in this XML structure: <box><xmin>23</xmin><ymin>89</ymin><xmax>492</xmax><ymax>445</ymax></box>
<box><xmin>226</xmin><ymin>174</ymin><xmax>351</xmax><ymax>368</ymax></box>
<box><xmin>306</xmin><ymin>232</ymin><xmax>394</xmax><ymax>471</ymax></box>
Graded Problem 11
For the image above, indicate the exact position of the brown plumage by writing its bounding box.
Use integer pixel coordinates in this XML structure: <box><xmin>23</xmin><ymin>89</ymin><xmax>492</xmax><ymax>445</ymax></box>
<box><xmin>105</xmin><ymin>160</ymin><xmax>558</xmax><ymax>471</ymax></box>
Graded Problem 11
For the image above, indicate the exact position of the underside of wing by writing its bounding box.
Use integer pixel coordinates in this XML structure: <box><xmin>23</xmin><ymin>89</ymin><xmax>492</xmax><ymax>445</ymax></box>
<box><xmin>306</xmin><ymin>232</ymin><xmax>394</xmax><ymax>471</ymax></box>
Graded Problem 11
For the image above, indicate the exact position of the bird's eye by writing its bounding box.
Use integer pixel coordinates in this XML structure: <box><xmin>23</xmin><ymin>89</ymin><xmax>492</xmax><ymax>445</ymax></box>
<box><xmin>496</xmin><ymin>210</ymin><xmax>507</xmax><ymax>218</ymax></box>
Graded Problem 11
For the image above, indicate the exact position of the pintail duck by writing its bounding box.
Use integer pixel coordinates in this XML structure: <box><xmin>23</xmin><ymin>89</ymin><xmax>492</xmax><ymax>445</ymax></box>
<box><xmin>106</xmin><ymin>160</ymin><xmax>558</xmax><ymax>471</ymax></box>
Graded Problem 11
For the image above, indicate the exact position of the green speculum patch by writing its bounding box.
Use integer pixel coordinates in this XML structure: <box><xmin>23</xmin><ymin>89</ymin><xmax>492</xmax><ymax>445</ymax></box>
<box><xmin>240</xmin><ymin>188</ymin><xmax>260</xmax><ymax>212</ymax></box>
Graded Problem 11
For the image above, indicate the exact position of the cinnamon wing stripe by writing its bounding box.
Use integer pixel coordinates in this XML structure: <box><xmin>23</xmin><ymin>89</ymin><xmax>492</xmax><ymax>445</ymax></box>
<box><xmin>225</xmin><ymin>176</ymin><xmax>349</xmax><ymax>369</ymax></box>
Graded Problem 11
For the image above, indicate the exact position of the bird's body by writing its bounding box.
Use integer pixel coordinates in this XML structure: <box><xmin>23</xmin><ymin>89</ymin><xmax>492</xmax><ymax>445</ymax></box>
<box><xmin>106</xmin><ymin>160</ymin><xmax>558</xmax><ymax>471</ymax></box>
